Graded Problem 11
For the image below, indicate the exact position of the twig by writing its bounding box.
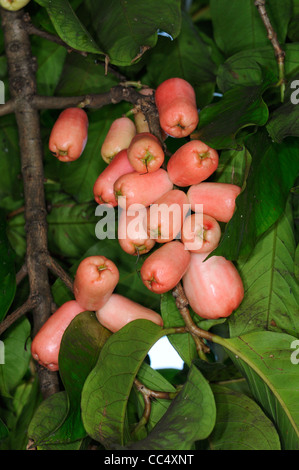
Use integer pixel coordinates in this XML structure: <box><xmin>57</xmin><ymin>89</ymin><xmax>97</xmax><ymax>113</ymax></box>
<box><xmin>44</xmin><ymin>254</ymin><xmax>74</xmax><ymax>293</ymax></box>
<box><xmin>16</xmin><ymin>262</ymin><xmax>28</xmax><ymax>285</ymax></box>
<box><xmin>254</xmin><ymin>0</ymin><xmax>285</xmax><ymax>101</ymax></box>
<box><xmin>0</xmin><ymin>297</ymin><xmax>36</xmax><ymax>336</ymax></box>
<box><xmin>0</xmin><ymin>99</ymin><xmax>15</xmax><ymax>117</ymax></box>
<box><xmin>172</xmin><ymin>282</ymin><xmax>212</xmax><ymax>359</ymax></box>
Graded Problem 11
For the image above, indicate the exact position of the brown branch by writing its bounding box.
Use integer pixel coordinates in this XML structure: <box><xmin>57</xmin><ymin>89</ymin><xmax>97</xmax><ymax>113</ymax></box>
<box><xmin>254</xmin><ymin>0</ymin><xmax>285</xmax><ymax>101</ymax></box>
<box><xmin>0</xmin><ymin>99</ymin><xmax>15</xmax><ymax>116</ymax></box>
<box><xmin>44</xmin><ymin>254</ymin><xmax>74</xmax><ymax>293</ymax></box>
<box><xmin>172</xmin><ymin>282</ymin><xmax>212</xmax><ymax>358</ymax></box>
<box><xmin>0</xmin><ymin>297</ymin><xmax>36</xmax><ymax>336</ymax></box>
<box><xmin>16</xmin><ymin>262</ymin><xmax>28</xmax><ymax>285</ymax></box>
<box><xmin>1</xmin><ymin>7</ymin><xmax>59</xmax><ymax>399</ymax></box>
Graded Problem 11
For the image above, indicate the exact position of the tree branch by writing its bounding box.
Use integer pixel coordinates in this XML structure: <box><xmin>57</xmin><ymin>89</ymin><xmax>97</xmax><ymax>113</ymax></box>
<box><xmin>0</xmin><ymin>297</ymin><xmax>36</xmax><ymax>336</ymax></box>
<box><xmin>254</xmin><ymin>0</ymin><xmax>285</xmax><ymax>101</ymax></box>
<box><xmin>1</xmin><ymin>7</ymin><xmax>59</xmax><ymax>399</ymax></box>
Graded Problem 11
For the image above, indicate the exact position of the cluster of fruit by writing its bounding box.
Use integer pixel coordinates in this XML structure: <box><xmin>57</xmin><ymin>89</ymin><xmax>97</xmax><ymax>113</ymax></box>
<box><xmin>32</xmin><ymin>78</ymin><xmax>244</xmax><ymax>372</ymax></box>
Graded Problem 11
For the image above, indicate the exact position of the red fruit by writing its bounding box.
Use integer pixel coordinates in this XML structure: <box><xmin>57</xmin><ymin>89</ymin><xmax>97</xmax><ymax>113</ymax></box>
<box><xmin>182</xmin><ymin>252</ymin><xmax>244</xmax><ymax>319</ymax></box>
<box><xmin>187</xmin><ymin>182</ymin><xmax>241</xmax><ymax>223</ymax></box>
<box><xmin>140</xmin><ymin>240</ymin><xmax>191</xmax><ymax>294</ymax></box>
<box><xmin>93</xmin><ymin>149</ymin><xmax>135</xmax><ymax>206</ymax></box>
<box><xmin>167</xmin><ymin>140</ymin><xmax>219</xmax><ymax>187</ymax></box>
<box><xmin>31</xmin><ymin>300</ymin><xmax>85</xmax><ymax>371</ymax></box>
<box><xmin>74</xmin><ymin>256</ymin><xmax>119</xmax><ymax>311</ymax></box>
<box><xmin>49</xmin><ymin>107</ymin><xmax>88</xmax><ymax>162</ymax></box>
<box><xmin>101</xmin><ymin>117</ymin><xmax>136</xmax><ymax>164</ymax></box>
<box><xmin>114</xmin><ymin>168</ymin><xmax>173</xmax><ymax>209</ymax></box>
<box><xmin>127</xmin><ymin>132</ymin><xmax>164</xmax><ymax>173</ymax></box>
<box><xmin>155</xmin><ymin>77</ymin><xmax>199</xmax><ymax>138</ymax></box>
<box><xmin>181</xmin><ymin>213</ymin><xmax>221</xmax><ymax>253</ymax></box>
<box><xmin>146</xmin><ymin>189</ymin><xmax>189</xmax><ymax>243</ymax></box>
<box><xmin>96</xmin><ymin>293</ymin><xmax>163</xmax><ymax>333</ymax></box>
<box><xmin>118</xmin><ymin>205</ymin><xmax>155</xmax><ymax>255</ymax></box>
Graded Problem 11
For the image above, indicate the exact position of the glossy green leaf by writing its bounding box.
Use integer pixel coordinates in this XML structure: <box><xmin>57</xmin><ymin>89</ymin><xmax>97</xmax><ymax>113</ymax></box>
<box><xmin>0</xmin><ymin>318</ymin><xmax>31</xmax><ymax>397</ymax></box>
<box><xmin>210</xmin><ymin>0</ymin><xmax>292</xmax><ymax>57</ymax></box>
<box><xmin>27</xmin><ymin>391</ymin><xmax>83</xmax><ymax>450</ymax></box>
<box><xmin>34</xmin><ymin>0</ymin><xmax>104</xmax><ymax>55</ymax></box>
<box><xmin>127</xmin><ymin>364</ymin><xmax>216</xmax><ymax>450</ymax></box>
<box><xmin>0</xmin><ymin>210</ymin><xmax>16</xmax><ymax>321</ymax></box>
<box><xmin>89</xmin><ymin>0</ymin><xmax>181</xmax><ymax>66</ymax></box>
<box><xmin>81</xmin><ymin>320</ymin><xmax>164</xmax><ymax>447</ymax></box>
<box><xmin>191</xmin><ymin>79</ymin><xmax>271</xmax><ymax>149</ymax></box>
<box><xmin>230</xmin><ymin>200</ymin><xmax>299</xmax><ymax>337</ymax></box>
<box><xmin>215</xmin><ymin>331</ymin><xmax>299</xmax><ymax>450</ymax></box>
<box><xmin>213</xmin><ymin>131</ymin><xmax>299</xmax><ymax>259</ymax></box>
<box><xmin>203</xmin><ymin>384</ymin><xmax>281</xmax><ymax>450</ymax></box>
<box><xmin>37</xmin><ymin>311</ymin><xmax>111</xmax><ymax>445</ymax></box>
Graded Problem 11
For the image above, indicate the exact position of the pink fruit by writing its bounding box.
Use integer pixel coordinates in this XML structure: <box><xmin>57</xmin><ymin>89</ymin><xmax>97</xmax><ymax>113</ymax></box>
<box><xmin>31</xmin><ymin>300</ymin><xmax>85</xmax><ymax>371</ymax></box>
<box><xmin>167</xmin><ymin>140</ymin><xmax>219</xmax><ymax>187</ymax></box>
<box><xmin>181</xmin><ymin>213</ymin><xmax>221</xmax><ymax>253</ymax></box>
<box><xmin>187</xmin><ymin>182</ymin><xmax>241</xmax><ymax>223</ymax></box>
<box><xmin>49</xmin><ymin>107</ymin><xmax>88</xmax><ymax>162</ymax></box>
<box><xmin>146</xmin><ymin>189</ymin><xmax>189</xmax><ymax>243</ymax></box>
<box><xmin>114</xmin><ymin>168</ymin><xmax>173</xmax><ymax>209</ymax></box>
<box><xmin>96</xmin><ymin>293</ymin><xmax>163</xmax><ymax>333</ymax></box>
<box><xmin>182</xmin><ymin>252</ymin><xmax>244</xmax><ymax>319</ymax></box>
<box><xmin>127</xmin><ymin>132</ymin><xmax>165</xmax><ymax>173</ymax></box>
<box><xmin>155</xmin><ymin>77</ymin><xmax>199</xmax><ymax>138</ymax></box>
<box><xmin>101</xmin><ymin>117</ymin><xmax>136</xmax><ymax>164</ymax></box>
<box><xmin>74</xmin><ymin>256</ymin><xmax>119</xmax><ymax>311</ymax></box>
<box><xmin>93</xmin><ymin>149</ymin><xmax>135</xmax><ymax>206</ymax></box>
<box><xmin>118</xmin><ymin>205</ymin><xmax>156</xmax><ymax>255</ymax></box>
<box><xmin>140</xmin><ymin>240</ymin><xmax>191</xmax><ymax>294</ymax></box>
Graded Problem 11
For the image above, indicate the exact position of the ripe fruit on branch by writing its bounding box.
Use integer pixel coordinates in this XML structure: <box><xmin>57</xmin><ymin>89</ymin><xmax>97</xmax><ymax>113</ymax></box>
<box><xmin>181</xmin><ymin>213</ymin><xmax>221</xmax><ymax>253</ymax></box>
<box><xmin>31</xmin><ymin>300</ymin><xmax>85</xmax><ymax>371</ymax></box>
<box><xmin>187</xmin><ymin>182</ymin><xmax>241</xmax><ymax>223</ymax></box>
<box><xmin>118</xmin><ymin>205</ymin><xmax>155</xmax><ymax>256</ymax></box>
<box><xmin>101</xmin><ymin>117</ymin><xmax>136</xmax><ymax>164</ymax></box>
<box><xmin>146</xmin><ymin>189</ymin><xmax>189</xmax><ymax>243</ymax></box>
<box><xmin>155</xmin><ymin>77</ymin><xmax>199</xmax><ymax>138</ymax></box>
<box><xmin>0</xmin><ymin>0</ymin><xmax>31</xmax><ymax>10</ymax></box>
<box><xmin>140</xmin><ymin>240</ymin><xmax>191</xmax><ymax>294</ymax></box>
<box><xmin>96</xmin><ymin>294</ymin><xmax>163</xmax><ymax>333</ymax></box>
<box><xmin>74</xmin><ymin>256</ymin><xmax>119</xmax><ymax>311</ymax></box>
<box><xmin>182</xmin><ymin>252</ymin><xmax>244</xmax><ymax>319</ymax></box>
<box><xmin>93</xmin><ymin>149</ymin><xmax>134</xmax><ymax>207</ymax></box>
<box><xmin>167</xmin><ymin>140</ymin><xmax>219</xmax><ymax>187</ymax></box>
<box><xmin>49</xmin><ymin>107</ymin><xmax>88</xmax><ymax>162</ymax></box>
<box><xmin>114</xmin><ymin>168</ymin><xmax>173</xmax><ymax>209</ymax></box>
<box><xmin>127</xmin><ymin>132</ymin><xmax>165</xmax><ymax>174</ymax></box>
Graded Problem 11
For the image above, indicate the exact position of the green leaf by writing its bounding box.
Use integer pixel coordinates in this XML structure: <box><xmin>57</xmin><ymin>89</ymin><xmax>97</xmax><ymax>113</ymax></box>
<box><xmin>210</xmin><ymin>0</ymin><xmax>292</xmax><ymax>57</ymax></box>
<box><xmin>34</xmin><ymin>0</ymin><xmax>104</xmax><ymax>55</ymax></box>
<box><xmin>0</xmin><ymin>419</ymin><xmax>8</xmax><ymax>443</ymax></box>
<box><xmin>230</xmin><ymin>199</ymin><xmax>299</xmax><ymax>337</ymax></box>
<box><xmin>81</xmin><ymin>320</ymin><xmax>164</xmax><ymax>448</ymax></box>
<box><xmin>0</xmin><ymin>210</ymin><xmax>16</xmax><ymax>321</ymax></box>
<box><xmin>28</xmin><ymin>391</ymin><xmax>84</xmax><ymax>450</ymax></box>
<box><xmin>144</xmin><ymin>11</ymin><xmax>217</xmax><ymax>108</ymax></box>
<box><xmin>217</xmin><ymin>44</ymin><xmax>299</xmax><ymax>93</ymax></box>
<box><xmin>191</xmin><ymin>78</ymin><xmax>272</xmax><ymax>149</ymax></box>
<box><xmin>214</xmin><ymin>330</ymin><xmax>299</xmax><ymax>450</ymax></box>
<box><xmin>213</xmin><ymin>131</ymin><xmax>299</xmax><ymax>259</ymax></box>
<box><xmin>37</xmin><ymin>311</ymin><xmax>111</xmax><ymax>446</ymax></box>
<box><xmin>203</xmin><ymin>384</ymin><xmax>281</xmax><ymax>450</ymax></box>
<box><xmin>0</xmin><ymin>318</ymin><xmax>31</xmax><ymax>397</ymax></box>
<box><xmin>89</xmin><ymin>0</ymin><xmax>182</xmax><ymax>66</ymax></box>
<box><xmin>127</xmin><ymin>364</ymin><xmax>216</xmax><ymax>450</ymax></box>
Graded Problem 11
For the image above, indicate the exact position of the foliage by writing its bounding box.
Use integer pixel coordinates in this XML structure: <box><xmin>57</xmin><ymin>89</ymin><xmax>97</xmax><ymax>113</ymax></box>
<box><xmin>0</xmin><ymin>0</ymin><xmax>298</xmax><ymax>451</ymax></box>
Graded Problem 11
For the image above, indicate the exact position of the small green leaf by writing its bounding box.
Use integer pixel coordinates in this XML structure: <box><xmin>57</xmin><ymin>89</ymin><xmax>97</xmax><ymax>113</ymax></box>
<box><xmin>0</xmin><ymin>210</ymin><xmax>16</xmax><ymax>321</ymax></box>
